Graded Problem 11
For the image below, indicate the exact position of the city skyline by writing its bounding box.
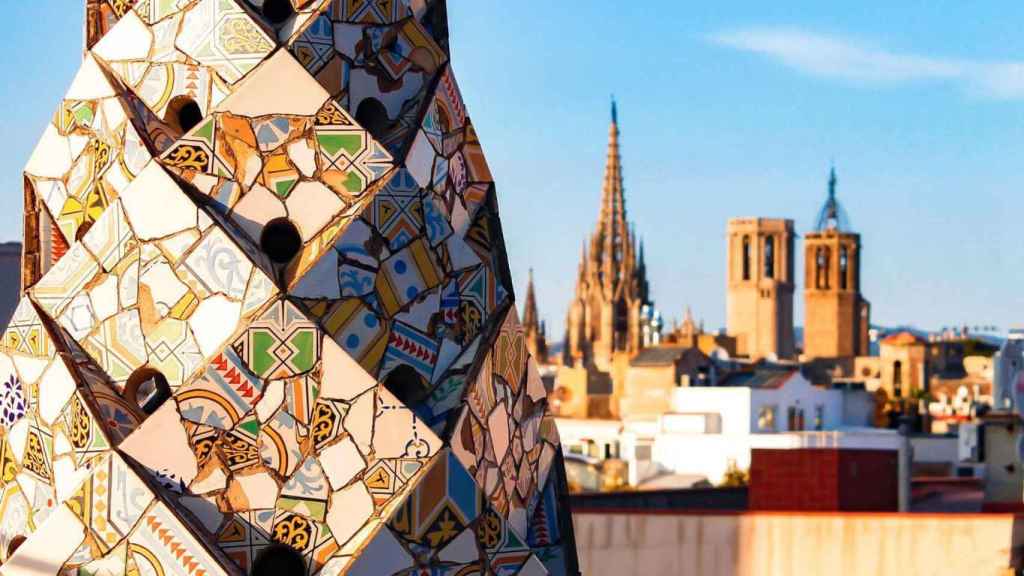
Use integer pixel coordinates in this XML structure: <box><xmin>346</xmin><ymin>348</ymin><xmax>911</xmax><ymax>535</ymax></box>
<box><xmin>3</xmin><ymin>2</ymin><xmax>1023</xmax><ymax>340</ymax></box>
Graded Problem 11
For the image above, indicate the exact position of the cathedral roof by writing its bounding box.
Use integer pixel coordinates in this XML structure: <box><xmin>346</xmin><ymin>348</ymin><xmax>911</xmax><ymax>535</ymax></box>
<box><xmin>630</xmin><ymin>345</ymin><xmax>702</xmax><ymax>367</ymax></box>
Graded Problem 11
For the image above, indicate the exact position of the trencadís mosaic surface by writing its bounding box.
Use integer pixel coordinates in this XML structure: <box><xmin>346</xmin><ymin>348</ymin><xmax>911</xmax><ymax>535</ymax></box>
<box><xmin>1</xmin><ymin>1</ymin><xmax>578</xmax><ymax>574</ymax></box>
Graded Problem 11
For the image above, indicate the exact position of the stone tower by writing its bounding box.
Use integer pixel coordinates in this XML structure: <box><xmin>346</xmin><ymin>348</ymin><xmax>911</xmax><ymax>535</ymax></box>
<box><xmin>565</xmin><ymin>102</ymin><xmax>651</xmax><ymax>371</ymax></box>
<box><xmin>804</xmin><ymin>168</ymin><xmax>870</xmax><ymax>359</ymax></box>
<box><xmin>726</xmin><ymin>218</ymin><xmax>795</xmax><ymax>359</ymax></box>
<box><xmin>523</xmin><ymin>269</ymin><xmax>549</xmax><ymax>364</ymax></box>
<box><xmin>3</xmin><ymin>2</ymin><xmax>579</xmax><ymax>575</ymax></box>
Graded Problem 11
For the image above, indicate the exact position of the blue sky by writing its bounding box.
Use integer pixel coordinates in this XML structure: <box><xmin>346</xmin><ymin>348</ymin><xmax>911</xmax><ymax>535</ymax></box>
<box><xmin>3</xmin><ymin>2</ymin><xmax>1023</xmax><ymax>340</ymax></box>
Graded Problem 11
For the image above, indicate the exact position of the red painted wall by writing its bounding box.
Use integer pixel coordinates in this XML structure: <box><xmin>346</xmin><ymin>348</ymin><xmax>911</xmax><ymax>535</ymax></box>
<box><xmin>750</xmin><ymin>448</ymin><xmax>898</xmax><ymax>511</ymax></box>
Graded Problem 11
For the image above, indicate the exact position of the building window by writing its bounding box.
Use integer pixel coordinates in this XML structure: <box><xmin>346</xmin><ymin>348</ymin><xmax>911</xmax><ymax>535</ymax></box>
<box><xmin>815</xmin><ymin>246</ymin><xmax>831</xmax><ymax>290</ymax></box>
<box><xmin>787</xmin><ymin>407</ymin><xmax>805</xmax><ymax>431</ymax></box>
<box><xmin>758</xmin><ymin>406</ymin><xmax>777</xmax><ymax>432</ymax></box>
<box><xmin>839</xmin><ymin>246</ymin><xmax>849</xmax><ymax>290</ymax></box>
<box><xmin>787</xmin><ymin>234</ymin><xmax>795</xmax><ymax>281</ymax></box>
<box><xmin>764</xmin><ymin>236</ymin><xmax>775</xmax><ymax>279</ymax></box>
<box><xmin>742</xmin><ymin>235</ymin><xmax>751</xmax><ymax>280</ymax></box>
<box><xmin>815</xmin><ymin>405</ymin><xmax>824</xmax><ymax>431</ymax></box>
<box><xmin>635</xmin><ymin>445</ymin><xmax>652</xmax><ymax>460</ymax></box>
<box><xmin>893</xmin><ymin>360</ymin><xmax>903</xmax><ymax>397</ymax></box>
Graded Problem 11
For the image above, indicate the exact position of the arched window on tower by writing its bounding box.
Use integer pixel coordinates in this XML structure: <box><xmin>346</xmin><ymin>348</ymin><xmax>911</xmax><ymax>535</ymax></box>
<box><xmin>613</xmin><ymin>298</ymin><xmax>629</xmax><ymax>351</ymax></box>
<box><xmin>839</xmin><ymin>246</ymin><xmax>849</xmax><ymax>290</ymax></box>
<box><xmin>893</xmin><ymin>360</ymin><xmax>903</xmax><ymax>398</ymax></box>
<box><xmin>742</xmin><ymin>235</ymin><xmax>751</xmax><ymax>281</ymax></box>
<box><xmin>815</xmin><ymin>247</ymin><xmax>825</xmax><ymax>289</ymax></box>
<box><xmin>764</xmin><ymin>236</ymin><xmax>775</xmax><ymax>279</ymax></box>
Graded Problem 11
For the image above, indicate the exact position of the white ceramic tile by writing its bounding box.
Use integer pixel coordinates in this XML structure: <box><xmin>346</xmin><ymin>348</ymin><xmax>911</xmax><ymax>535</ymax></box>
<box><xmin>52</xmin><ymin>455</ymin><xmax>90</xmax><ymax>503</ymax></box>
<box><xmin>446</xmin><ymin>233</ymin><xmax>482</xmax><ymax>271</ymax></box>
<box><xmin>255</xmin><ymin>379</ymin><xmax>285</xmax><ymax>423</ymax></box>
<box><xmin>287</xmin><ymin>138</ymin><xmax>318</xmax><ymax>177</ymax></box>
<box><xmin>58</xmin><ymin>292</ymin><xmax>96</xmax><ymax>340</ymax></box>
<box><xmin>319</xmin><ymin>436</ymin><xmax>365</xmax><ymax>491</ymax></box>
<box><xmin>317</xmin><ymin>556</ymin><xmax>354</xmax><ymax>576</ymax></box>
<box><xmin>508</xmin><ymin>506</ymin><xmax>528</xmax><ymax>543</ymax></box>
<box><xmin>102</xmin><ymin>96</ymin><xmax>128</xmax><ymax>133</ymax></box>
<box><xmin>12</xmin><ymin>356</ymin><xmax>49</xmax><ymax>386</ymax></box>
<box><xmin>120</xmin><ymin>163</ymin><xmax>198</xmax><ymax>240</ymax></box>
<box><xmin>320</xmin><ymin>335</ymin><xmax>377</xmax><ymax>401</ymax></box>
<box><xmin>140</xmin><ymin>260</ymin><xmax>190</xmax><ymax>319</ymax></box>
<box><xmin>437</xmin><ymin>527</ymin><xmax>479</xmax><ymax>564</ymax></box>
<box><xmin>517</xmin><ymin>554</ymin><xmax>550</xmax><ymax>576</ymax></box>
<box><xmin>231</xmin><ymin>184</ymin><xmax>286</xmax><ymax>243</ymax></box>
<box><xmin>53</xmin><ymin>428</ymin><xmax>73</xmax><ymax>457</ymax></box>
<box><xmin>24</xmin><ymin>124</ymin><xmax>73</xmax><ymax>179</ymax></box>
<box><xmin>289</xmin><ymin>249</ymin><xmax>342</xmax><ymax>299</ymax></box>
<box><xmin>6</xmin><ymin>418</ymin><xmax>29</xmax><ymax>464</ymax></box>
<box><xmin>92</xmin><ymin>11</ymin><xmax>154</xmax><ymax>62</ymax></box>
<box><xmin>65</xmin><ymin>54</ymin><xmax>117</xmax><ymax>100</ymax></box>
<box><xmin>120</xmin><ymin>402</ymin><xmax>199</xmax><ymax>486</ymax></box>
<box><xmin>286</xmin><ymin>181</ymin><xmax>344</xmax><ymax>241</ymax></box>
<box><xmin>157</xmin><ymin>230</ymin><xmax>201</xmax><ymax>266</ymax></box>
<box><xmin>190</xmin><ymin>463</ymin><xmax>228</xmax><ymax>495</ymax></box>
<box><xmin>216</xmin><ymin>51</ymin><xmax>329</xmax><ymax>117</ymax></box>
<box><xmin>37</xmin><ymin>359</ymin><xmax>77</xmax><ymax>426</ymax></box>
<box><xmin>343</xmin><ymin>524</ymin><xmax>414</xmax><ymax>576</ymax></box>
<box><xmin>228</xmin><ymin>470</ymin><xmax>279</xmax><ymax>511</ymax></box>
<box><xmin>333</xmin><ymin>23</ymin><xmax>362</xmax><ymax>57</ymax></box>
<box><xmin>405</xmin><ymin>129</ymin><xmax>434</xmax><ymax>189</ymax></box>
<box><xmin>89</xmin><ymin>273</ymin><xmax>121</xmax><ymax>322</ymax></box>
<box><xmin>344</xmin><ymin>389</ymin><xmax>375</xmax><ymax>456</ymax></box>
<box><xmin>326</xmin><ymin>482</ymin><xmax>374</xmax><ymax>548</ymax></box>
<box><xmin>189</xmin><ymin>295</ymin><xmax>242</xmax><ymax>357</ymax></box>
<box><xmin>373</xmin><ymin>391</ymin><xmax>441</xmax><ymax>460</ymax></box>
<box><xmin>0</xmin><ymin>504</ymin><xmax>86</xmax><ymax>576</ymax></box>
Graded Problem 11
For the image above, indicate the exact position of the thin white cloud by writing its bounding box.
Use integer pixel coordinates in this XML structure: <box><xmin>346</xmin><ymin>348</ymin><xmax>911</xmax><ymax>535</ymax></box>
<box><xmin>709</xmin><ymin>27</ymin><xmax>1024</xmax><ymax>99</ymax></box>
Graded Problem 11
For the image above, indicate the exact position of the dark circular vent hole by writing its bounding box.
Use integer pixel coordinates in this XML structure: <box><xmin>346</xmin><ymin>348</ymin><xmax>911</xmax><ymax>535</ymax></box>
<box><xmin>355</xmin><ymin>98</ymin><xmax>390</xmax><ymax>139</ymax></box>
<box><xmin>383</xmin><ymin>364</ymin><xmax>428</xmax><ymax>407</ymax></box>
<box><xmin>126</xmin><ymin>368</ymin><xmax>171</xmax><ymax>415</ymax></box>
<box><xmin>166</xmin><ymin>96</ymin><xmax>203</xmax><ymax>134</ymax></box>
<box><xmin>251</xmin><ymin>543</ymin><xmax>305</xmax><ymax>576</ymax></box>
<box><xmin>7</xmin><ymin>535</ymin><xmax>26</xmax><ymax>559</ymax></box>
<box><xmin>262</xmin><ymin>0</ymin><xmax>295</xmax><ymax>24</ymax></box>
<box><xmin>260</xmin><ymin>218</ymin><xmax>302</xmax><ymax>264</ymax></box>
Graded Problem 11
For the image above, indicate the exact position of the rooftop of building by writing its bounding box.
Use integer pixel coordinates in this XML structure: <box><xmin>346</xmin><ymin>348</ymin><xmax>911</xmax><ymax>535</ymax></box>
<box><xmin>630</xmin><ymin>345</ymin><xmax>702</xmax><ymax>367</ymax></box>
<box><xmin>881</xmin><ymin>331</ymin><xmax>927</xmax><ymax>346</ymax></box>
<box><xmin>717</xmin><ymin>367</ymin><xmax>799</xmax><ymax>389</ymax></box>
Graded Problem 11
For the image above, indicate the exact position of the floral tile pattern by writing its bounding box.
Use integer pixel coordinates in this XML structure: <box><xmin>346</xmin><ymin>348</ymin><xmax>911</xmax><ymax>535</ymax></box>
<box><xmin>3</xmin><ymin>1</ymin><xmax>577</xmax><ymax>575</ymax></box>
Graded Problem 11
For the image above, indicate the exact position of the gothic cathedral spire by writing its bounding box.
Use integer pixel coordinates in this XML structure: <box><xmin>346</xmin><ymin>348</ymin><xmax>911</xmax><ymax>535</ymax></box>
<box><xmin>523</xmin><ymin>269</ymin><xmax>548</xmax><ymax>363</ymax></box>
<box><xmin>566</xmin><ymin>102</ymin><xmax>654</xmax><ymax>370</ymax></box>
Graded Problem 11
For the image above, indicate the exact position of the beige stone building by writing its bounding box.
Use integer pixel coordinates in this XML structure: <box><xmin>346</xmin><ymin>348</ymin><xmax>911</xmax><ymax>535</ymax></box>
<box><xmin>803</xmin><ymin>169</ymin><xmax>870</xmax><ymax>362</ymax></box>
<box><xmin>618</xmin><ymin>346</ymin><xmax>712</xmax><ymax>418</ymax></box>
<box><xmin>726</xmin><ymin>218</ymin><xmax>795</xmax><ymax>360</ymax></box>
<box><xmin>664</xmin><ymin>307</ymin><xmax>737</xmax><ymax>357</ymax></box>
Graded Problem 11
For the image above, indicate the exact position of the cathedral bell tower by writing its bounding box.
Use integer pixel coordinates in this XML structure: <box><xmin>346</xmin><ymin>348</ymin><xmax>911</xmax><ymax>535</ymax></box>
<box><xmin>726</xmin><ymin>218</ymin><xmax>796</xmax><ymax>359</ymax></box>
<box><xmin>803</xmin><ymin>168</ymin><xmax>870</xmax><ymax>359</ymax></box>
